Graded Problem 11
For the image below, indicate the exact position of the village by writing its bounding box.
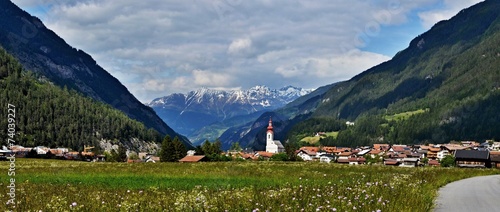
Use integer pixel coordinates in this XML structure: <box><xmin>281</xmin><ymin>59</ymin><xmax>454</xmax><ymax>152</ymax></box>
<box><xmin>1</xmin><ymin>118</ymin><xmax>499</xmax><ymax>169</ymax></box>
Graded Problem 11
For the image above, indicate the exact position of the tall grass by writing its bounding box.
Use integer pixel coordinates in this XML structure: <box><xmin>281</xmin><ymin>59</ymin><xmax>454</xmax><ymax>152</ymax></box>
<box><xmin>0</xmin><ymin>159</ymin><xmax>498</xmax><ymax>211</ymax></box>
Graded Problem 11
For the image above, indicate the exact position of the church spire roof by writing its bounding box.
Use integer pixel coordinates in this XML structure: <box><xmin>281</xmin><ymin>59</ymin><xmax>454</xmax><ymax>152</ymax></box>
<box><xmin>267</xmin><ymin>117</ymin><xmax>273</xmax><ymax>132</ymax></box>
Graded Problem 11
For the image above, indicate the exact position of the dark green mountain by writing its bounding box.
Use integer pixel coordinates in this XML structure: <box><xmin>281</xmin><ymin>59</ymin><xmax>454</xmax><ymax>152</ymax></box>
<box><xmin>230</xmin><ymin>0</ymin><xmax>500</xmax><ymax>149</ymax></box>
<box><xmin>290</xmin><ymin>0</ymin><xmax>500</xmax><ymax>145</ymax></box>
<box><xmin>0</xmin><ymin>1</ymin><xmax>191</xmax><ymax>147</ymax></box>
<box><xmin>0</xmin><ymin>47</ymin><xmax>162</xmax><ymax>152</ymax></box>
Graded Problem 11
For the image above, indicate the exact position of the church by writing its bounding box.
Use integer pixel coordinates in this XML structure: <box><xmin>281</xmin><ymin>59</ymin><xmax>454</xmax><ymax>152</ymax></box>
<box><xmin>266</xmin><ymin>118</ymin><xmax>285</xmax><ymax>153</ymax></box>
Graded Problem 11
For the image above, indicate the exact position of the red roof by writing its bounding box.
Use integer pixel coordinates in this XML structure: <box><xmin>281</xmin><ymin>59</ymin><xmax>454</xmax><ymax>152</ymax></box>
<box><xmin>256</xmin><ymin>151</ymin><xmax>274</xmax><ymax>158</ymax></box>
<box><xmin>300</xmin><ymin>147</ymin><xmax>320</xmax><ymax>152</ymax></box>
<box><xmin>337</xmin><ymin>158</ymin><xmax>350</xmax><ymax>163</ymax></box>
<box><xmin>373</xmin><ymin>144</ymin><xmax>390</xmax><ymax>150</ymax></box>
<box><xmin>338</xmin><ymin>152</ymin><xmax>352</xmax><ymax>156</ymax></box>
<box><xmin>428</xmin><ymin>159</ymin><xmax>440</xmax><ymax>166</ymax></box>
<box><xmin>179</xmin><ymin>155</ymin><xmax>206</xmax><ymax>162</ymax></box>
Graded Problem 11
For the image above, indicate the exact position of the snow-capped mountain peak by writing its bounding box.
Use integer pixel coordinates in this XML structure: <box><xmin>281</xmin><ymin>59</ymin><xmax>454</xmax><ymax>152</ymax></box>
<box><xmin>147</xmin><ymin>85</ymin><xmax>313</xmax><ymax>142</ymax></box>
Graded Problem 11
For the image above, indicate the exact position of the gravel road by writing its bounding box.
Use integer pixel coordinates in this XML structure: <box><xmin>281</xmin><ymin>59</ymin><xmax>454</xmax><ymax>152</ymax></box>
<box><xmin>434</xmin><ymin>175</ymin><xmax>500</xmax><ymax>212</ymax></box>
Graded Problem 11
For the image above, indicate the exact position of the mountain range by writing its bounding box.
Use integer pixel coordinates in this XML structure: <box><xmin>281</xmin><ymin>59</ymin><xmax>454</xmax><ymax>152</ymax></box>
<box><xmin>148</xmin><ymin>85</ymin><xmax>311</xmax><ymax>145</ymax></box>
<box><xmin>221</xmin><ymin>0</ymin><xmax>500</xmax><ymax>150</ymax></box>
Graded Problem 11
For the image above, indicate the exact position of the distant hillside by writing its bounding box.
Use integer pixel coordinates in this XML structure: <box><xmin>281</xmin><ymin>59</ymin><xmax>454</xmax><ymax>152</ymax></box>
<box><xmin>148</xmin><ymin>85</ymin><xmax>311</xmax><ymax>144</ymax></box>
<box><xmin>0</xmin><ymin>0</ymin><xmax>191</xmax><ymax>147</ymax></box>
<box><xmin>286</xmin><ymin>0</ymin><xmax>500</xmax><ymax>146</ymax></box>
<box><xmin>226</xmin><ymin>0</ymin><xmax>500</xmax><ymax>149</ymax></box>
<box><xmin>0</xmin><ymin>47</ymin><xmax>162</xmax><ymax>152</ymax></box>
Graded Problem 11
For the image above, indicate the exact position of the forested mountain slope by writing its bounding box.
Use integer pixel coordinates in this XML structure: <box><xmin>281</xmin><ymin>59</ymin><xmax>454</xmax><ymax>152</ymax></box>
<box><xmin>0</xmin><ymin>47</ymin><xmax>163</xmax><ymax>152</ymax></box>
<box><xmin>0</xmin><ymin>0</ymin><xmax>190</xmax><ymax>146</ymax></box>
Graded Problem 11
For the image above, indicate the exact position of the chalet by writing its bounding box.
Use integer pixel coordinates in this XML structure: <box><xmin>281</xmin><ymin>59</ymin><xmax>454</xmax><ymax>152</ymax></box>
<box><xmin>436</xmin><ymin>150</ymin><xmax>450</xmax><ymax>161</ymax></box>
<box><xmin>400</xmin><ymin>158</ymin><xmax>420</xmax><ymax>167</ymax></box>
<box><xmin>489</xmin><ymin>142</ymin><xmax>500</xmax><ymax>151</ymax></box>
<box><xmin>489</xmin><ymin>151</ymin><xmax>500</xmax><ymax>169</ymax></box>
<box><xmin>356</xmin><ymin>149</ymin><xmax>371</xmax><ymax>157</ymax></box>
<box><xmin>384</xmin><ymin>159</ymin><xmax>400</xmax><ymax>166</ymax></box>
<box><xmin>296</xmin><ymin>150</ymin><xmax>316</xmax><ymax>161</ymax></box>
<box><xmin>428</xmin><ymin>159</ymin><xmax>440</xmax><ymax>167</ymax></box>
<box><xmin>145</xmin><ymin>156</ymin><xmax>160</xmax><ymax>163</ymax></box>
<box><xmin>454</xmin><ymin>150</ymin><xmax>490</xmax><ymax>168</ymax></box>
<box><xmin>389</xmin><ymin>145</ymin><xmax>411</xmax><ymax>153</ymax></box>
<box><xmin>348</xmin><ymin>156</ymin><xmax>366</xmax><ymax>165</ymax></box>
<box><xmin>373</xmin><ymin>144</ymin><xmax>390</xmax><ymax>151</ymax></box>
<box><xmin>427</xmin><ymin>147</ymin><xmax>441</xmax><ymax>159</ymax></box>
<box><xmin>319</xmin><ymin>154</ymin><xmax>336</xmax><ymax>163</ymax></box>
<box><xmin>255</xmin><ymin>151</ymin><xmax>274</xmax><ymax>160</ymax></box>
<box><xmin>367</xmin><ymin>149</ymin><xmax>383</xmax><ymax>158</ymax></box>
<box><xmin>179</xmin><ymin>155</ymin><xmax>207</xmax><ymax>163</ymax></box>
<box><xmin>460</xmin><ymin>141</ymin><xmax>480</xmax><ymax>147</ymax></box>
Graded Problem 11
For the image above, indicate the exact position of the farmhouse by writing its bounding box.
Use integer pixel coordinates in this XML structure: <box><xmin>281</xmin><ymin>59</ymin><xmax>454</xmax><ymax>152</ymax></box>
<box><xmin>454</xmin><ymin>150</ymin><xmax>490</xmax><ymax>168</ymax></box>
<box><xmin>319</xmin><ymin>154</ymin><xmax>336</xmax><ymax>163</ymax></box>
<box><xmin>489</xmin><ymin>151</ymin><xmax>500</xmax><ymax>169</ymax></box>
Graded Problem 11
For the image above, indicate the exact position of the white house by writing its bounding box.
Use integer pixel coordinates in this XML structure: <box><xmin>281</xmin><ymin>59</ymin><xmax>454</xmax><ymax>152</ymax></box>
<box><xmin>266</xmin><ymin>118</ymin><xmax>285</xmax><ymax>153</ymax></box>
<box><xmin>319</xmin><ymin>154</ymin><xmax>336</xmax><ymax>163</ymax></box>
<box><xmin>437</xmin><ymin>150</ymin><xmax>450</xmax><ymax>160</ymax></box>
<box><xmin>297</xmin><ymin>150</ymin><xmax>315</xmax><ymax>161</ymax></box>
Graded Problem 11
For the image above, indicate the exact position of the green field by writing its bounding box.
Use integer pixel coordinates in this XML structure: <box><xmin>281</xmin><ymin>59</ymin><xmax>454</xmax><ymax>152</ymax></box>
<box><xmin>0</xmin><ymin>159</ymin><xmax>498</xmax><ymax>211</ymax></box>
<box><xmin>300</xmin><ymin>132</ymin><xmax>339</xmax><ymax>144</ymax></box>
<box><xmin>385</xmin><ymin>109</ymin><xmax>430</xmax><ymax>122</ymax></box>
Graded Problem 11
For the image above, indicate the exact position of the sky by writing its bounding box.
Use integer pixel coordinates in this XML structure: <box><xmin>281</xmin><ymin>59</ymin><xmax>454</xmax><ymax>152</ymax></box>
<box><xmin>11</xmin><ymin>0</ymin><xmax>483</xmax><ymax>103</ymax></box>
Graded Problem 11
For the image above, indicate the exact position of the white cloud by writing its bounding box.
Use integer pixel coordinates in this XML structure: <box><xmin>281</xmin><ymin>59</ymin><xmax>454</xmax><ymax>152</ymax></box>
<box><xmin>227</xmin><ymin>38</ymin><xmax>253</xmax><ymax>56</ymax></box>
<box><xmin>10</xmin><ymin>0</ymin><xmax>485</xmax><ymax>102</ymax></box>
<box><xmin>418</xmin><ymin>0</ymin><xmax>484</xmax><ymax>29</ymax></box>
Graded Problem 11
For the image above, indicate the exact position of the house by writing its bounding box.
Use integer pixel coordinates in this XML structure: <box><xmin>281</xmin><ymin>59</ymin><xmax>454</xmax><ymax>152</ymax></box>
<box><xmin>356</xmin><ymin>149</ymin><xmax>371</xmax><ymax>157</ymax></box>
<box><xmin>373</xmin><ymin>144</ymin><xmax>390</xmax><ymax>151</ymax></box>
<box><xmin>489</xmin><ymin>151</ymin><xmax>500</xmax><ymax>169</ymax></box>
<box><xmin>255</xmin><ymin>151</ymin><xmax>274</xmax><ymax>160</ymax></box>
<box><xmin>265</xmin><ymin>118</ymin><xmax>285</xmax><ymax>153</ymax></box>
<box><xmin>400</xmin><ymin>158</ymin><xmax>420</xmax><ymax>167</ymax></box>
<box><xmin>179</xmin><ymin>155</ymin><xmax>207</xmax><ymax>163</ymax></box>
<box><xmin>296</xmin><ymin>150</ymin><xmax>316</xmax><ymax>161</ymax></box>
<box><xmin>427</xmin><ymin>147</ymin><xmax>441</xmax><ymax>159</ymax></box>
<box><xmin>367</xmin><ymin>149</ymin><xmax>384</xmax><ymax>158</ymax></box>
<box><xmin>319</xmin><ymin>154</ymin><xmax>336</xmax><ymax>163</ymax></box>
<box><xmin>489</xmin><ymin>142</ymin><xmax>500</xmax><ymax>151</ymax></box>
<box><xmin>33</xmin><ymin>146</ymin><xmax>49</xmax><ymax>155</ymax></box>
<box><xmin>454</xmin><ymin>150</ymin><xmax>490</xmax><ymax>168</ymax></box>
<box><xmin>145</xmin><ymin>156</ymin><xmax>160</xmax><ymax>163</ymax></box>
<box><xmin>428</xmin><ymin>159</ymin><xmax>440</xmax><ymax>167</ymax></box>
<box><xmin>436</xmin><ymin>150</ymin><xmax>450</xmax><ymax>161</ymax></box>
<box><xmin>348</xmin><ymin>156</ymin><xmax>366</xmax><ymax>165</ymax></box>
<box><xmin>384</xmin><ymin>159</ymin><xmax>400</xmax><ymax>166</ymax></box>
<box><xmin>390</xmin><ymin>145</ymin><xmax>411</xmax><ymax>153</ymax></box>
<box><xmin>460</xmin><ymin>141</ymin><xmax>480</xmax><ymax>147</ymax></box>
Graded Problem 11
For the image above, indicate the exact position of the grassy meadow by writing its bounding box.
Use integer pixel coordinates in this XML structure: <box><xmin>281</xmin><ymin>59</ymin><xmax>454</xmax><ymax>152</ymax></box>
<box><xmin>0</xmin><ymin>159</ymin><xmax>498</xmax><ymax>211</ymax></box>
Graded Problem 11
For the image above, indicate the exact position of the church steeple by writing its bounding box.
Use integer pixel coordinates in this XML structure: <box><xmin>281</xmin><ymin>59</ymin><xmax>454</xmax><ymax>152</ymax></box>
<box><xmin>266</xmin><ymin>117</ymin><xmax>274</xmax><ymax>142</ymax></box>
<box><xmin>267</xmin><ymin>117</ymin><xmax>273</xmax><ymax>132</ymax></box>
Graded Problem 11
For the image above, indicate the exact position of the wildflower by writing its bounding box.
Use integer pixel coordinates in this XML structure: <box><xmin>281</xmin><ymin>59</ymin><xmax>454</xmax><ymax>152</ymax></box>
<box><xmin>71</xmin><ymin>202</ymin><xmax>77</xmax><ymax>207</ymax></box>
<box><xmin>332</xmin><ymin>208</ymin><xmax>337</xmax><ymax>211</ymax></box>
<box><xmin>377</xmin><ymin>210</ymin><xmax>382</xmax><ymax>212</ymax></box>
<box><xmin>252</xmin><ymin>209</ymin><xmax>259</xmax><ymax>212</ymax></box>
